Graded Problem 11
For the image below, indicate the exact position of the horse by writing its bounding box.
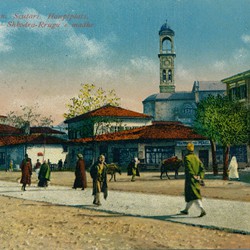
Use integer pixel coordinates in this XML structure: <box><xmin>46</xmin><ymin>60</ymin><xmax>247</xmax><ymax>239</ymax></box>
<box><xmin>106</xmin><ymin>163</ymin><xmax>122</xmax><ymax>182</ymax></box>
<box><xmin>160</xmin><ymin>157</ymin><xmax>183</xmax><ymax>179</ymax></box>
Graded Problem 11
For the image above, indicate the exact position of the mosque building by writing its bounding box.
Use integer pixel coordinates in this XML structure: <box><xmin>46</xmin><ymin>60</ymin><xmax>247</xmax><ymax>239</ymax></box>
<box><xmin>143</xmin><ymin>20</ymin><xmax>226</xmax><ymax>125</ymax></box>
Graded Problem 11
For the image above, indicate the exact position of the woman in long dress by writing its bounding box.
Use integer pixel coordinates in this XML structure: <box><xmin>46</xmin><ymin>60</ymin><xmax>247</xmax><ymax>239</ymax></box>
<box><xmin>228</xmin><ymin>156</ymin><xmax>239</xmax><ymax>180</ymax></box>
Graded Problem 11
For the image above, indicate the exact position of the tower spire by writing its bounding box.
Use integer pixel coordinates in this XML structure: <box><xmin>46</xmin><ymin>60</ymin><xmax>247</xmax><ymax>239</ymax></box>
<box><xmin>158</xmin><ymin>20</ymin><xmax>176</xmax><ymax>93</ymax></box>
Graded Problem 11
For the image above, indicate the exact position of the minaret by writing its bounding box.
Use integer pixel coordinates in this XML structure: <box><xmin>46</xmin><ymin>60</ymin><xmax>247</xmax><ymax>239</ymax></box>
<box><xmin>158</xmin><ymin>20</ymin><xmax>176</xmax><ymax>93</ymax></box>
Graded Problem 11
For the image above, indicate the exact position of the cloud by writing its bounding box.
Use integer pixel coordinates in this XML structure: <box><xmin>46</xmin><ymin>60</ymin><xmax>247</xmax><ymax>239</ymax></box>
<box><xmin>0</xmin><ymin>23</ymin><xmax>14</xmax><ymax>52</ymax></box>
<box><xmin>174</xmin><ymin>65</ymin><xmax>196</xmax><ymax>90</ymax></box>
<box><xmin>233</xmin><ymin>48</ymin><xmax>249</xmax><ymax>62</ymax></box>
<box><xmin>130</xmin><ymin>56</ymin><xmax>157</xmax><ymax>72</ymax></box>
<box><xmin>241</xmin><ymin>34</ymin><xmax>250</xmax><ymax>44</ymax></box>
<box><xmin>19</xmin><ymin>9</ymin><xmax>116</xmax><ymax>61</ymax></box>
<box><xmin>65</xmin><ymin>33</ymin><xmax>109</xmax><ymax>59</ymax></box>
<box><xmin>212</xmin><ymin>60</ymin><xmax>226</xmax><ymax>71</ymax></box>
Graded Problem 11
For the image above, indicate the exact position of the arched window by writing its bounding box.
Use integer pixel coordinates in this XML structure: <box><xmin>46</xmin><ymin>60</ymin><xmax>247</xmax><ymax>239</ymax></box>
<box><xmin>168</xmin><ymin>70</ymin><xmax>172</xmax><ymax>81</ymax></box>
<box><xmin>162</xmin><ymin>38</ymin><xmax>172</xmax><ymax>53</ymax></box>
<box><xmin>163</xmin><ymin>70</ymin><xmax>166</xmax><ymax>82</ymax></box>
<box><xmin>183</xmin><ymin>104</ymin><xmax>194</xmax><ymax>115</ymax></box>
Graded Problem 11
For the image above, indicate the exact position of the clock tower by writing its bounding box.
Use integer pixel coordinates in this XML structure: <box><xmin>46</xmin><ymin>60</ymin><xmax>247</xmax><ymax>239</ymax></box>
<box><xmin>158</xmin><ymin>20</ymin><xmax>176</xmax><ymax>93</ymax></box>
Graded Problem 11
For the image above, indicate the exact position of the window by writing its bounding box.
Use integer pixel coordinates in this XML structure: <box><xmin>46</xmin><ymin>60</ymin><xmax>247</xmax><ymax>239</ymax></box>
<box><xmin>239</xmin><ymin>84</ymin><xmax>247</xmax><ymax>100</ymax></box>
<box><xmin>162</xmin><ymin>38</ymin><xmax>172</xmax><ymax>53</ymax></box>
<box><xmin>0</xmin><ymin>152</ymin><xmax>5</xmax><ymax>164</ymax></box>
<box><xmin>163</xmin><ymin>70</ymin><xmax>166</xmax><ymax>81</ymax></box>
<box><xmin>229</xmin><ymin>84</ymin><xmax>247</xmax><ymax>100</ymax></box>
<box><xmin>216</xmin><ymin>145</ymin><xmax>247</xmax><ymax>163</ymax></box>
<box><xmin>145</xmin><ymin>146</ymin><xmax>175</xmax><ymax>164</ymax></box>
<box><xmin>84</xmin><ymin>149</ymin><xmax>93</xmax><ymax>166</ymax></box>
<box><xmin>112</xmin><ymin>148</ymin><xmax>138</xmax><ymax>166</ymax></box>
<box><xmin>168</xmin><ymin>70</ymin><xmax>172</xmax><ymax>81</ymax></box>
<box><xmin>229</xmin><ymin>87</ymin><xmax>237</xmax><ymax>100</ymax></box>
<box><xmin>183</xmin><ymin>104</ymin><xmax>194</xmax><ymax>115</ymax></box>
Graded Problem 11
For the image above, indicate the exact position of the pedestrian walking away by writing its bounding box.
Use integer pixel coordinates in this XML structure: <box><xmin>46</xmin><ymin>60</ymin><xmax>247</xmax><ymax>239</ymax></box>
<box><xmin>180</xmin><ymin>143</ymin><xmax>206</xmax><ymax>217</ymax></box>
<box><xmin>90</xmin><ymin>154</ymin><xmax>108</xmax><ymax>206</ymax></box>
<box><xmin>72</xmin><ymin>153</ymin><xmax>87</xmax><ymax>190</ymax></box>
<box><xmin>127</xmin><ymin>157</ymin><xmax>140</xmax><ymax>182</ymax></box>
<box><xmin>38</xmin><ymin>160</ymin><xmax>51</xmax><ymax>187</ymax></box>
<box><xmin>20</xmin><ymin>154</ymin><xmax>32</xmax><ymax>191</ymax></box>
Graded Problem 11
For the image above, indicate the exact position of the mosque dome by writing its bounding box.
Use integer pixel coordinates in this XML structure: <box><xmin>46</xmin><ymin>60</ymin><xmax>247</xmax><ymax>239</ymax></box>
<box><xmin>159</xmin><ymin>20</ymin><xmax>175</xmax><ymax>36</ymax></box>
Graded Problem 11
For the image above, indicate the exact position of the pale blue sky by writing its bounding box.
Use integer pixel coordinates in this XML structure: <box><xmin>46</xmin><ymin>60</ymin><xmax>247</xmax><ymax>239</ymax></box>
<box><xmin>0</xmin><ymin>0</ymin><xmax>249</xmax><ymax>124</ymax></box>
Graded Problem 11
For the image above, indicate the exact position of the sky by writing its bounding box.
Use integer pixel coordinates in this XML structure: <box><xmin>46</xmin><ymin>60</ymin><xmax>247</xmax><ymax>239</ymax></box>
<box><xmin>0</xmin><ymin>0</ymin><xmax>249</xmax><ymax>125</ymax></box>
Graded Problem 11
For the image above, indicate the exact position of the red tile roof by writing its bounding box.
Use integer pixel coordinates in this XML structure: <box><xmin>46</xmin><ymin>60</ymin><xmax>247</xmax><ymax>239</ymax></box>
<box><xmin>71</xmin><ymin>122</ymin><xmax>206</xmax><ymax>143</ymax></box>
<box><xmin>30</xmin><ymin>127</ymin><xmax>65</xmax><ymax>135</ymax></box>
<box><xmin>0</xmin><ymin>135</ymin><xmax>66</xmax><ymax>146</ymax></box>
<box><xmin>65</xmin><ymin>104</ymin><xmax>151</xmax><ymax>123</ymax></box>
<box><xmin>0</xmin><ymin>124</ymin><xmax>22</xmax><ymax>135</ymax></box>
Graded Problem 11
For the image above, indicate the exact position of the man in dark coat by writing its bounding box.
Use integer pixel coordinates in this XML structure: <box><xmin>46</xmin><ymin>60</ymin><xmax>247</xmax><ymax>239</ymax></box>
<box><xmin>180</xmin><ymin>143</ymin><xmax>206</xmax><ymax>217</ymax></box>
<box><xmin>20</xmin><ymin>154</ymin><xmax>32</xmax><ymax>191</ymax></box>
<box><xmin>90</xmin><ymin>154</ymin><xmax>108</xmax><ymax>206</ymax></box>
<box><xmin>127</xmin><ymin>157</ymin><xmax>140</xmax><ymax>182</ymax></box>
<box><xmin>72</xmin><ymin>153</ymin><xmax>87</xmax><ymax>190</ymax></box>
<box><xmin>38</xmin><ymin>160</ymin><xmax>51</xmax><ymax>187</ymax></box>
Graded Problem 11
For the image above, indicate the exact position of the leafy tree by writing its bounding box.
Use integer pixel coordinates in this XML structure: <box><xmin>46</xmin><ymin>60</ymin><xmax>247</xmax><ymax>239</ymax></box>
<box><xmin>194</xmin><ymin>95</ymin><xmax>221</xmax><ymax>175</ymax></box>
<box><xmin>6</xmin><ymin>104</ymin><xmax>54</xmax><ymax>130</ymax></box>
<box><xmin>64</xmin><ymin>83</ymin><xmax>121</xmax><ymax>119</ymax></box>
<box><xmin>215</xmin><ymin>98</ymin><xmax>248</xmax><ymax>179</ymax></box>
<box><xmin>194</xmin><ymin>95</ymin><xmax>248</xmax><ymax>180</ymax></box>
<box><xmin>64</xmin><ymin>83</ymin><xmax>121</xmax><ymax>167</ymax></box>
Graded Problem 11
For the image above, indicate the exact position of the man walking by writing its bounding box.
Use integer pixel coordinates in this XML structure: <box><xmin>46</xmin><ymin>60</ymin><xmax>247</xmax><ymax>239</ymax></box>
<box><xmin>180</xmin><ymin>143</ymin><xmax>206</xmax><ymax>217</ymax></box>
<box><xmin>20</xmin><ymin>154</ymin><xmax>32</xmax><ymax>191</ymax></box>
<box><xmin>90</xmin><ymin>154</ymin><xmax>108</xmax><ymax>206</ymax></box>
<box><xmin>127</xmin><ymin>157</ymin><xmax>140</xmax><ymax>182</ymax></box>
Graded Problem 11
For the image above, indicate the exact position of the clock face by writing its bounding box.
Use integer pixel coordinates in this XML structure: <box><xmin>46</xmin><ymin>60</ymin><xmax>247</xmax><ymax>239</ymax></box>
<box><xmin>164</xmin><ymin>59</ymin><xmax>170</xmax><ymax>66</ymax></box>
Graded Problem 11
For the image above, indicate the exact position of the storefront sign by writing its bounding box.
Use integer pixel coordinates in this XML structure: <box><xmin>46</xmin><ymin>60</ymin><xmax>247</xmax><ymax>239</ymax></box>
<box><xmin>176</xmin><ymin>140</ymin><xmax>210</xmax><ymax>146</ymax></box>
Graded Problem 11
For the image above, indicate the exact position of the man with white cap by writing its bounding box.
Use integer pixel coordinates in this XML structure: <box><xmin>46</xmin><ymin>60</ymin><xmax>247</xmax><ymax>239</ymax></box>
<box><xmin>180</xmin><ymin>142</ymin><xmax>206</xmax><ymax>217</ymax></box>
<box><xmin>127</xmin><ymin>157</ymin><xmax>140</xmax><ymax>182</ymax></box>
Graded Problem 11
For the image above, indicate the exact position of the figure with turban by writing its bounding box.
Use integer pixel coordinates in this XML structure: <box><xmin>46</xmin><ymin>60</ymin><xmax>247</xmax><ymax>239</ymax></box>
<box><xmin>180</xmin><ymin>143</ymin><xmax>206</xmax><ymax>217</ymax></box>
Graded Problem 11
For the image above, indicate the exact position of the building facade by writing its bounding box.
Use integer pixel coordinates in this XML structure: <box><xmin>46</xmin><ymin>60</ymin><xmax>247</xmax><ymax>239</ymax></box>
<box><xmin>143</xmin><ymin>20</ymin><xmax>249</xmax><ymax>167</ymax></box>
<box><xmin>0</xmin><ymin>124</ymin><xmax>67</xmax><ymax>170</ymax></box>
<box><xmin>68</xmin><ymin>122</ymin><xmax>210</xmax><ymax>169</ymax></box>
<box><xmin>64</xmin><ymin>104</ymin><xmax>152</xmax><ymax>140</ymax></box>
<box><xmin>143</xmin><ymin>21</ymin><xmax>226</xmax><ymax>126</ymax></box>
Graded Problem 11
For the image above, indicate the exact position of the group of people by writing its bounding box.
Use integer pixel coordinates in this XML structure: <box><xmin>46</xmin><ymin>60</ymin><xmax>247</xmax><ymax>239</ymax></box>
<box><xmin>20</xmin><ymin>154</ymin><xmax>51</xmax><ymax>191</ymax></box>
<box><xmin>19</xmin><ymin>145</ymin><xmax>240</xmax><ymax>215</ymax></box>
<box><xmin>71</xmin><ymin>153</ymin><xmax>141</xmax><ymax>205</ymax></box>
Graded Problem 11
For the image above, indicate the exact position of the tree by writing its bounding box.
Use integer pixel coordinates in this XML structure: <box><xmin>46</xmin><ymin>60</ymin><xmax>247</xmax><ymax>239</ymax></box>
<box><xmin>194</xmin><ymin>95</ymin><xmax>248</xmax><ymax>180</ymax></box>
<box><xmin>214</xmin><ymin>98</ymin><xmax>248</xmax><ymax>179</ymax></box>
<box><xmin>64</xmin><ymin>83</ymin><xmax>121</xmax><ymax>166</ymax></box>
<box><xmin>194</xmin><ymin>95</ymin><xmax>221</xmax><ymax>175</ymax></box>
<box><xmin>64</xmin><ymin>83</ymin><xmax>121</xmax><ymax>119</ymax></box>
<box><xmin>5</xmin><ymin>104</ymin><xmax>54</xmax><ymax>157</ymax></box>
<box><xmin>6</xmin><ymin>104</ymin><xmax>54</xmax><ymax>130</ymax></box>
